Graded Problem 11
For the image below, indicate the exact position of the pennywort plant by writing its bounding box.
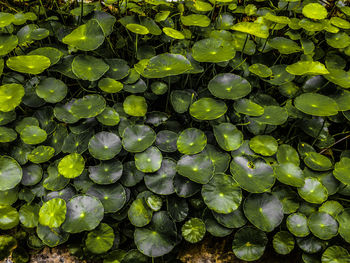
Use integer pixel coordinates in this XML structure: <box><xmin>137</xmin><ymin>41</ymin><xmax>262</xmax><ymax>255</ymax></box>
<box><xmin>0</xmin><ymin>0</ymin><xmax>350</xmax><ymax>262</ymax></box>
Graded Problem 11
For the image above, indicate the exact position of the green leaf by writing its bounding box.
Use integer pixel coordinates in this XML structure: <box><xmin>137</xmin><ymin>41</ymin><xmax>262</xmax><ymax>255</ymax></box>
<box><xmin>6</xmin><ymin>55</ymin><xmax>50</xmax><ymax>74</ymax></box>
<box><xmin>58</xmin><ymin>153</ymin><xmax>85</xmax><ymax>179</ymax></box>
<box><xmin>88</xmin><ymin>131</ymin><xmax>122</xmax><ymax>160</ymax></box>
<box><xmin>86</xmin><ymin>223</ymin><xmax>115</xmax><ymax>254</ymax></box>
<box><xmin>232</xmin><ymin>226</ymin><xmax>268</xmax><ymax>261</ymax></box>
<box><xmin>295</xmin><ymin>93</ymin><xmax>338</xmax><ymax>116</ymax></box>
<box><xmin>0</xmin><ymin>156</ymin><xmax>22</xmax><ymax>191</ymax></box>
<box><xmin>302</xmin><ymin>3</ymin><xmax>328</xmax><ymax>20</ymax></box>
<box><xmin>230</xmin><ymin>156</ymin><xmax>275</xmax><ymax>193</ymax></box>
<box><xmin>135</xmin><ymin>146</ymin><xmax>162</xmax><ymax>173</ymax></box>
<box><xmin>232</xmin><ymin>22</ymin><xmax>269</xmax><ymax>38</ymax></box>
<box><xmin>39</xmin><ymin>198</ymin><xmax>66</xmax><ymax>228</ymax></box>
<box><xmin>181</xmin><ymin>218</ymin><xmax>206</xmax><ymax>243</ymax></box>
<box><xmin>177</xmin><ymin>128</ymin><xmax>207</xmax><ymax>155</ymax></box>
<box><xmin>208</xmin><ymin>73</ymin><xmax>251</xmax><ymax>100</ymax></box>
<box><xmin>123</xmin><ymin>95</ymin><xmax>147</xmax><ymax>117</ymax></box>
<box><xmin>189</xmin><ymin>98</ymin><xmax>227</xmax><ymax>120</ymax></box>
<box><xmin>243</xmin><ymin>193</ymin><xmax>284</xmax><ymax>232</ymax></box>
<box><xmin>62</xmin><ymin>195</ymin><xmax>104</xmax><ymax>233</ymax></box>
<box><xmin>192</xmin><ymin>38</ymin><xmax>236</xmax><ymax>63</ymax></box>
<box><xmin>62</xmin><ymin>19</ymin><xmax>105</xmax><ymax>51</ymax></box>
<box><xmin>176</xmin><ymin>152</ymin><xmax>214</xmax><ymax>184</ymax></box>
<box><xmin>286</xmin><ymin>61</ymin><xmax>329</xmax><ymax>75</ymax></box>
<box><xmin>0</xmin><ymin>84</ymin><xmax>25</xmax><ymax>112</ymax></box>
<box><xmin>202</xmin><ymin>173</ymin><xmax>242</xmax><ymax>214</ymax></box>
<box><xmin>72</xmin><ymin>55</ymin><xmax>109</xmax><ymax>81</ymax></box>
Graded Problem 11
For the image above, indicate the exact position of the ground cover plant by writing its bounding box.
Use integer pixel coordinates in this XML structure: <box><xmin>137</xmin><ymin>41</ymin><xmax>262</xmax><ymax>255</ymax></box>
<box><xmin>0</xmin><ymin>0</ymin><xmax>350</xmax><ymax>262</ymax></box>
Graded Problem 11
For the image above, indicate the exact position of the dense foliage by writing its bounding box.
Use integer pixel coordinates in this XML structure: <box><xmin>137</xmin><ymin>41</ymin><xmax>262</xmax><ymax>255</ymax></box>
<box><xmin>1</xmin><ymin>0</ymin><xmax>350</xmax><ymax>262</ymax></box>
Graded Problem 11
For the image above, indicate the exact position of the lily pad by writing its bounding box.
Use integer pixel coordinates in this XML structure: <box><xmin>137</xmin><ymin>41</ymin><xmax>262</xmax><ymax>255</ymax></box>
<box><xmin>234</xmin><ymin>99</ymin><xmax>264</xmax><ymax>116</ymax></box>
<box><xmin>181</xmin><ymin>14</ymin><xmax>210</xmax><ymax>27</ymax></box>
<box><xmin>177</xmin><ymin>128</ymin><xmax>207</xmax><ymax>155</ymax></box>
<box><xmin>135</xmin><ymin>146</ymin><xmax>162</xmax><ymax>173</ymax></box>
<box><xmin>230</xmin><ymin>156</ymin><xmax>275</xmax><ymax>193</ymax></box>
<box><xmin>0</xmin><ymin>34</ymin><xmax>18</xmax><ymax>56</ymax></box>
<box><xmin>189</xmin><ymin>98</ymin><xmax>227</xmax><ymax>120</ymax></box>
<box><xmin>62</xmin><ymin>195</ymin><xmax>104</xmax><ymax>233</ymax></box>
<box><xmin>72</xmin><ymin>55</ymin><xmax>109</xmax><ymax>81</ymax></box>
<box><xmin>123</xmin><ymin>95</ymin><xmax>147</xmax><ymax>117</ymax></box>
<box><xmin>134</xmin><ymin>211</ymin><xmax>177</xmax><ymax>257</ymax></box>
<box><xmin>126</xmin><ymin>24</ymin><xmax>149</xmax><ymax>34</ymax></box>
<box><xmin>0</xmin><ymin>127</ymin><xmax>17</xmax><ymax>142</ymax></box>
<box><xmin>19</xmin><ymin>203</ymin><xmax>39</xmax><ymax>228</ymax></box>
<box><xmin>0</xmin><ymin>156</ymin><xmax>22</xmax><ymax>191</ymax></box>
<box><xmin>269</xmin><ymin>37</ymin><xmax>301</xmax><ymax>54</ymax></box>
<box><xmin>208</xmin><ymin>73</ymin><xmax>252</xmax><ymax>100</ymax></box>
<box><xmin>155</xmin><ymin>130</ymin><xmax>178</xmax><ymax>153</ymax></box>
<box><xmin>98</xmin><ymin>78</ymin><xmax>123</xmax><ymax>93</ymax></box>
<box><xmin>170</xmin><ymin>90</ymin><xmax>192</xmax><ymax>114</ymax></box>
<box><xmin>273</xmin><ymin>231</ymin><xmax>295</xmax><ymax>255</ymax></box>
<box><xmin>6</xmin><ymin>55</ymin><xmax>50</xmax><ymax>74</ymax></box>
<box><xmin>36</xmin><ymin>78</ymin><xmax>67</xmax><ymax>103</ymax></box>
<box><xmin>304</xmin><ymin>152</ymin><xmax>332</xmax><ymax>171</ymax></box>
<box><xmin>36</xmin><ymin>224</ymin><xmax>69</xmax><ymax>247</ymax></box>
<box><xmin>89</xmin><ymin>160</ymin><xmax>123</xmax><ymax>185</ymax></box>
<box><xmin>214</xmin><ymin>123</ymin><xmax>243</xmax><ymax>152</ymax></box>
<box><xmin>298</xmin><ymin>177</ymin><xmax>328</xmax><ymax>204</ymax></box>
<box><xmin>249</xmin><ymin>64</ymin><xmax>272</xmax><ymax>78</ymax></box>
<box><xmin>128</xmin><ymin>198</ymin><xmax>153</xmax><ymax>227</ymax></box>
<box><xmin>28</xmin><ymin>146</ymin><xmax>55</xmax><ymax>164</ymax></box>
<box><xmin>333</xmin><ymin>157</ymin><xmax>350</xmax><ymax>185</ymax></box>
<box><xmin>70</xmin><ymin>94</ymin><xmax>106</xmax><ymax>118</ymax></box>
<box><xmin>277</xmin><ymin>144</ymin><xmax>300</xmax><ymax>165</ymax></box>
<box><xmin>163</xmin><ymin>27</ymin><xmax>185</xmax><ymax>39</ymax></box>
<box><xmin>275</xmin><ymin>163</ymin><xmax>305</xmax><ymax>187</ymax></box>
<box><xmin>294</xmin><ymin>93</ymin><xmax>338</xmax><ymax>116</ymax></box>
<box><xmin>136</xmin><ymin>53</ymin><xmax>192</xmax><ymax>78</ymax></box>
<box><xmin>105</xmin><ymin>58</ymin><xmax>130</xmax><ymax>80</ymax></box>
<box><xmin>0</xmin><ymin>83</ymin><xmax>25</xmax><ymax>112</ymax></box>
<box><xmin>39</xmin><ymin>198</ymin><xmax>66</xmax><ymax>228</ymax></box>
<box><xmin>249</xmin><ymin>135</ymin><xmax>278</xmax><ymax>156</ymax></box>
<box><xmin>232</xmin><ymin>226</ymin><xmax>268</xmax><ymax>261</ymax></box>
<box><xmin>87</xmin><ymin>184</ymin><xmax>126</xmax><ymax>213</ymax></box>
<box><xmin>20</xmin><ymin>126</ymin><xmax>47</xmax><ymax>145</ymax></box>
<box><xmin>244</xmin><ymin>193</ymin><xmax>284</xmax><ymax>232</ymax></box>
<box><xmin>62</xmin><ymin>19</ymin><xmax>105</xmax><ymax>51</ymax></box>
<box><xmin>85</xmin><ymin>223</ymin><xmax>115</xmax><ymax>254</ymax></box>
<box><xmin>58</xmin><ymin>153</ymin><xmax>85</xmax><ymax>178</ymax></box>
<box><xmin>321</xmin><ymin>246</ymin><xmax>350</xmax><ymax>263</ymax></box>
<box><xmin>122</xmin><ymin>124</ymin><xmax>156</xmax><ymax>152</ymax></box>
<box><xmin>286</xmin><ymin>61</ymin><xmax>329</xmax><ymax>75</ymax></box>
<box><xmin>287</xmin><ymin>213</ymin><xmax>310</xmax><ymax>237</ymax></box>
<box><xmin>336</xmin><ymin>208</ymin><xmax>350</xmax><ymax>243</ymax></box>
<box><xmin>308</xmin><ymin>212</ymin><xmax>338</xmax><ymax>240</ymax></box>
<box><xmin>192</xmin><ymin>38</ymin><xmax>235</xmax><ymax>63</ymax></box>
<box><xmin>232</xmin><ymin>22</ymin><xmax>269</xmax><ymax>38</ymax></box>
<box><xmin>0</xmin><ymin>206</ymin><xmax>19</xmax><ymax>230</ymax></box>
<box><xmin>181</xmin><ymin>218</ymin><xmax>206</xmax><ymax>243</ymax></box>
<box><xmin>144</xmin><ymin>158</ymin><xmax>176</xmax><ymax>195</ymax></box>
<box><xmin>302</xmin><ymin>3</ymin><xmax>328</xmax><ymax>20</ymax></box>
<box><xmin>28</xmin><ymin>47</ymin><xmax>63</xmax><ymax>65</ymax></box>
<box><xmin>202</xmin><ymin>173</ymin><xmax>242</xmax><ymax>214</ymax></box>
<box><xmin>88</xmin><ymin>131</ymin><xmax>122</xmax><ymax>160</ymax></box>
<box><xmin>176</xmin><ymin>152</ymin><xmax>214</xmax><ymax>184</ymax></box>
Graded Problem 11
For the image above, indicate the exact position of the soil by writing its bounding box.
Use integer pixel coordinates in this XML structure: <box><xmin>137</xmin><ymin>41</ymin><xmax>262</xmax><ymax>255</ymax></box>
<box><xmin>1</xmin><ymin>247</ymin><xmax>86</xmax><ymax>263</ymax></box>
<box><xmin>178</xmin><ymin>237</ymin><xmax>301</xmax><ymax>263</ymax></box>
<box><xmin>2</xmin><ymin>236</ymin><xmax>301</xmax><ymax>263</ymax></box>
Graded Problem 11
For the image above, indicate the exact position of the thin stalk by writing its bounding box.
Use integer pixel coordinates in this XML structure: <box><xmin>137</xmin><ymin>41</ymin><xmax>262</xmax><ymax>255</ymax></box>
<box><xmin>241</xmin><ymin>34</ymin><xmax>249</xmax><ymax>59</ymax></box>
<box><xmin>79</xmin><ymin>0</ymin><xmax>84</xmax><ymax>25</ymax></box>
<box><xmin>319</xmin><ymin>134</ymin><xmax>350</xmax><ymax>154</ymax></box>
<box><xmin>311</xmin><ymin>118</ymin><xmax>326</xmax><ymax>146</ymax></box>
<box><xmin>38</xmin><ymin>0</ymin><xmax>48</xmax><ymax>19</ymax></box>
